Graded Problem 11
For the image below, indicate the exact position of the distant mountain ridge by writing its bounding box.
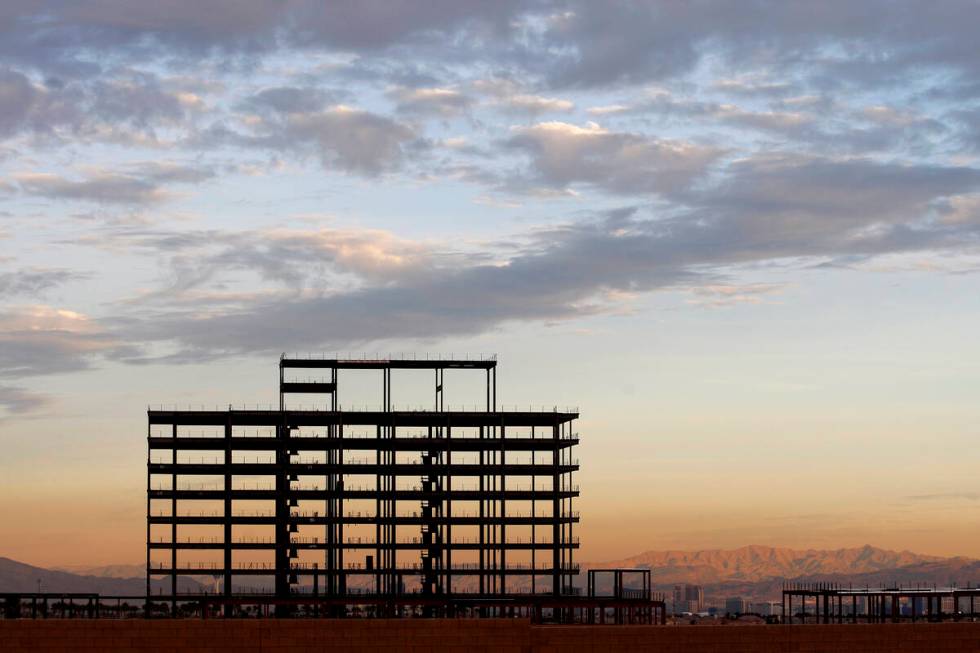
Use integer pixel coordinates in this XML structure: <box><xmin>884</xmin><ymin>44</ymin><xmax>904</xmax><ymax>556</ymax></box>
<box><xmin>0</xmin><ymin>557</ymin><xmax>202</xmax><ymax>595</ymax></box>
<box><xmin>4</xmin><ymin>545</ymin><xmax>976</xmax><ymax>604</ymax></box>
<box><xmin>54</xmin><ymin>563</ymin><xmax>148</xmax><ymax>580</ymax></box>
<box><xmin>586</xmin><ymin>544</ymin><xmax>961</xmax><ymax>584</ymax></box>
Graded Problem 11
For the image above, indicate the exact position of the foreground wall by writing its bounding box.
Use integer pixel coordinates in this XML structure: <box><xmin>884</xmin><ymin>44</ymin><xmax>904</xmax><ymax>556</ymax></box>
<box><xmin>2</xmin><ymin>619</ymin><xmax>980</xmax><ymax>652</ymax></box>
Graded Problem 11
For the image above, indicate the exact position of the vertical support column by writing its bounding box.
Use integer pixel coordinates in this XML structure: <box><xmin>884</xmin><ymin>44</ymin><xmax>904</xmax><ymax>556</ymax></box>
<box><xmin>445</xmin><ymin>423</ymin><xmax>452</xmax><ymax>597</ymax></box>
<box><xmin>422</xmin><ymin>424</ymin><xmax>435</xmax><ymax>598</ymax></box>
<box><xmin>614</xmin><ymin>570</ymin><xmax>622</xmax><ymax>624</ymax></box>
<box><xmin>384</xmin><ymin>367</ymin><xmax>395</xmax><ymax>598</ymax></box>
<box><xmin>492</xmin><ymin>366</ymin><xmax>497</xmax><ymax>411</ymax></box>
<box><xmin>483</xmin><ymin>364</ymin><xmax>491</xmax><ymax>602</ymax></box>
<box><xmin>333</xmin><ymin>366</ymin><xmax>343</xmax><ymax>599</ymax></box>
<box><xmin>338</xmin><ymin>420</ymin><xmax>346</xmax><ymax>597</ymax></box>
<box><xmin>374</xmin><ymin>423</ymin><xmax>383</xmax><ymax>595</ymax></box>
<box><xmin>500</xmin><ymin>421</ymin><xmax>506</xmax><ymax>595</ymax></box>
<box><xmin>489</xmin><ymin>428</ymin><xmax>496</xmax><ymax>596</ymax></box>
<box><xmin>479</xmin><ymin>425</ymin><xmax>485</xmax><ymax>596</ymax></box>
<box><xmin>531</xmin><ymin>425</ymin><xmax>536</xmax><ymax>596</ymax></box>
<box><xmin>279</xmin><ymin>358</ymin><xmax>284</xmax><ymax>411</ymax></box>
<box><xmin>223</xmin><ymin>417</ymin><xmax>232</xmax><ymax>615</ymax></box>
<box><xmin>429</xmin><ymin>369</ymin><xmax>445</xmax><ymax>598</ymax></box>
<box><xmin>551</xmin><ymin>420</ymin><xmax>560</xmax><ymax>597</ymax></box>
<box><xmin>171</xmin><ymin>423</ymin><xmax>178</xmax><ymax>614</ymax></box>
<box><xmin>325</xmin><ymin>418</ymin><xmax>333</xmax><ymax>596</ymax></box>
<box><xmin>145</xmin><ymin>419</ymin><xmax>153</xmax><ymax>618</ymax></box>
<box><xmin>274</xmin><ymin>418</ymin><xmax>290</xmax><ymax>615</ymax></box>
<box><xmin>567</xmin><ymin>419</ymin><xmax>574</xmax><ymax>596</ymax></box>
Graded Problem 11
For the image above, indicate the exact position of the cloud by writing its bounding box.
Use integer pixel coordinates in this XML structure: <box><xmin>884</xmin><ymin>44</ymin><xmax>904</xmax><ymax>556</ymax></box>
<box><xmin>951</xmin><ymin>107</ymin><xmax>980</xmax><ymax>153</ymax></box>
<box><xmin>473</xmin><ymin>78</ymin><xmax>574</xmax><ymax>116</ymax></box>
<box><xmin>0</xmin><ymin>305</ymin><xmax>128</xmax><ymax>377</ymax></box>
<box><xmin>904</xmin><ymin>493</ymin><xmax>980</xmax><ymax>502</ymax></box>
<box><xmin>0</xmin><ymin>268</ymin><xmax>81</xmax><ymax>298</ymax></box>
<box><xmin>539</xmin><ymin>1</ymin><xmax>980</xmax><ymax>91</ymax></box>
<box><xmin>2</xmin><ymin>1</ymin><xmax>980</xmax><ymax>107</ymax></box>
<box><xmin>712</xmin><ymin>77</ymin><xmax>793</xmax><ymax>98</ymax></box>
<box><xmin>122</xmin><ymin>225</ymin><xmax>440</xmax><ymax>296</ymax></box>
<box><xmin>0</xmin><ymin>68</ymin><xmax>82</xmax><ymax>137</ymax></box>
<box><xmin>0</xmin><ymin>1</ymin><xmax>529</xmax><ymax>74</ymax></box>
<box><xmin>236</xmin><ymin>105</ymin><xmax>421</xmax><ymax>175</ymax></box>
<box><xmin>686</xmin><ymin>283</ymin><xmax>785</xmax><ymax>308</ymax></box>
<box><xmin>389</xmin><ymin>86</ymin><xmax>473</xmax><ymax>117</ymax></box>
<box><xmin>2</xmin><ymin>2</ymin><xmax>980</xmax><ymax>372</ymax></box>
<box><xmin>582</xmin><ymin>89</ymin><xmax>823</xmax><ymax>141</ymax></box>
<box><xmin>0</xmin><ymin>384</ymin><xmax>50</xmax><ymax>415</ymax></box>
<box><xmin>0</xmin><ymin>67</ymin><xmax>201</xmax><ymax>142</ymax></box>
<box><xmin>505</xmin><ymin>121</ymin><xmax>723</xmax><ymax>195</ymax></box>
<box><xmin>239</xmin><ymin>86</ymin><xmax>336</xmax><ymax>115</ymax></box>
<box><xmin>13</xmin><ymin>162</ymin><xmax>215</xmax><ymax>205</ymax></box>
<box><xmin>33</xmin><ymin>146</ymin><xmax>980</xmax><ymax>363</ymax></box>
<box><xmin>683</xmin><ymin>154</ymin><xmax>980</xmax><ymax>258</ymax></box>
<box><xmin>88</xmin><ymin>72</ymin><xmax>196</xmax><ymax>129</ymax></box>
<box><xmin>497</xmin><ymin>94</ymin><xmax>574</xmax><ymax>115</ymax></box>
<box><xmin>937</xmin><ymin>194</ymin><xmax>980</xmax><ymax>226</ymax></box>
<box><xmin>15</xmin><ymin>172</ymin><xmax>167</xmax><ymax>204</ymax></box>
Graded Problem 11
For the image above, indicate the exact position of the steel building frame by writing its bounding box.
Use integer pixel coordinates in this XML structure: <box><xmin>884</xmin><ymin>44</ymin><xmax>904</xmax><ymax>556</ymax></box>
<box><xmin>146</xmin><ymin>355</ymin><xmax>581</xmax><ymax>615</ymax></box>
<box><xmin>782</xmin><ymin>583</ymin><xmax>980</xmax><ymax>624</ymax></box>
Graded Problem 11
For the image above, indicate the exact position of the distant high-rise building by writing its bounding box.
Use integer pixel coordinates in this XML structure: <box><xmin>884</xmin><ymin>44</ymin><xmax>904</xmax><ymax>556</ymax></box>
<box><xmin>752</xmin><ymin>601</ymin><xmax>780</xmax><ymax>617</ymax></box>
<box><xmin>726</xmin><ymin>597</ymin><xmax>749</xmax><ymax>615</ymax></box>
<box><xmin>673</xmin><ymin>584</ymin><xmax>704</xmax><ymax>613</ymax></box>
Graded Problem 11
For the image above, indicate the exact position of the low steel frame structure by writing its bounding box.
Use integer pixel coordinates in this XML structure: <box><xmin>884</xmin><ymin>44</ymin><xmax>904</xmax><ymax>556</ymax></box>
<box><xmin>585</xmin><ymin>569</ymin><xmax>661</xmax><ymax>624</ymax></box>
<box><xmin>783</xmin><ymin>583</ymin><xmax>980</xmax><ymax>624</ymax></box>
<box><xmin>146</xmin><ymin>355</ymin><xmax>622</xmax><ymax>618</ymax></box>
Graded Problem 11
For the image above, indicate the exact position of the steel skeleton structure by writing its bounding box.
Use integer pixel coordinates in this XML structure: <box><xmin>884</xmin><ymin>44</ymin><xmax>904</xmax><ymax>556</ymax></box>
<box><xmin>146</xmin><ymin>355</ymin><xmax>582</xmax><ymax>615</ymax></box>
<box><xmin>782</xmin><ymin>584</ymin><xmax>980</xmax><ymax>624</ymax></box>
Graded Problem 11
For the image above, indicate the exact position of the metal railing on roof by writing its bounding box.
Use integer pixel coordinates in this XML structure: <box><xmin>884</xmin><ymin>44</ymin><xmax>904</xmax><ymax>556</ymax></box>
<box><xmin>280</xmin><ymin>352</ymin><xmax>498</xmax><ymax>362</ymax></box>
<box><xmin>148</xmin><ymin>403</ymin><xmax>578</xmax><ymax>412</ymax></box>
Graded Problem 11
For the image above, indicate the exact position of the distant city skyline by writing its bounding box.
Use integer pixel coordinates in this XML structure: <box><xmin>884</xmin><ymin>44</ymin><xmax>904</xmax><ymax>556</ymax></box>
<box><xmin>2</xmin><ymin>1</ymin><xmax>980</xmax><ymax>567</ymax></box>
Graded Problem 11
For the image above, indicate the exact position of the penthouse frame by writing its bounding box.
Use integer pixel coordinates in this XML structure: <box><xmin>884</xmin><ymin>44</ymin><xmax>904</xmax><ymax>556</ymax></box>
<box><xmin>146</xmin><ymin>355</ymin><xmax>580</xmax><ymax>614</ymax></box>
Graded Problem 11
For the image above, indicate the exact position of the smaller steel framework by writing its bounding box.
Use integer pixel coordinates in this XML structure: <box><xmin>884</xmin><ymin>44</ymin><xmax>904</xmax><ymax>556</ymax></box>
<box><xmin>782</xmin><ymin>583</ymin><xmax>980</xmax><ymax>624</ymax></box>
<box><xmin>585</xmin><ymin>569</ymin><xmax>657</xmax><ymax>624</ymax></box>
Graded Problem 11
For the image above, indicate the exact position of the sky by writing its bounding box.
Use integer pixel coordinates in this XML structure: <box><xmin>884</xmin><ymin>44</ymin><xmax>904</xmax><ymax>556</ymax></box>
<box><xmin>1</xmin><ymin>1</ymin><xmax>980</xmax><ymax>568</ymax></box>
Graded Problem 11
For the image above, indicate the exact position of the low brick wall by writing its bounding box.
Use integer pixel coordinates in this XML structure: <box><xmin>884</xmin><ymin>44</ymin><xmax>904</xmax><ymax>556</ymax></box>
<box><xmin>1</xmin><ymin>619</ymin><xmax>979</xmax><ymax>652</ymax></box>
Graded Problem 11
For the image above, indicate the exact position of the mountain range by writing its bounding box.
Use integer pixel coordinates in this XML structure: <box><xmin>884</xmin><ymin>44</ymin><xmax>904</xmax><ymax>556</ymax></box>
<box><xmin>0</xmin><ymin>557</ymin><xmax>202</xmax><ymax>595</ymax></box>
<box><xmin>3</xmin><ymin>545</ymin><xmax>977</xmax><ymax>605</ymax></box>
<box><xmin>588</xmin><ymin>544</ymin><xmax>954</xmax><ymax>584</ymax></box>
<box><xmin>582</xmin><ymin>544</ymin><xmax>980</xmax><ymax>604</ymax></box>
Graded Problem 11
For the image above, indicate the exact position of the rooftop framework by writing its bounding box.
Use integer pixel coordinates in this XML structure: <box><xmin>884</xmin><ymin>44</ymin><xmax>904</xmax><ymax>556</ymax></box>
<box><xmin>147</xmin><ymin>356</ymin><xmax>581</xmax><ymax>616</ymax></box>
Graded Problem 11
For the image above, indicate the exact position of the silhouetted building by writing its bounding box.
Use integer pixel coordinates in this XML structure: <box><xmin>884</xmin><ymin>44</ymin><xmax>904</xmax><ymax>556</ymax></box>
<box><xmin>726</xmin><ymin>597</ymin><xmax>749</xmax><ymax>615</ymax></box>
<box><xmin>146</xmin><ymin>355</ymin><xmax>581</xmax><ymax>613</ymax></box>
